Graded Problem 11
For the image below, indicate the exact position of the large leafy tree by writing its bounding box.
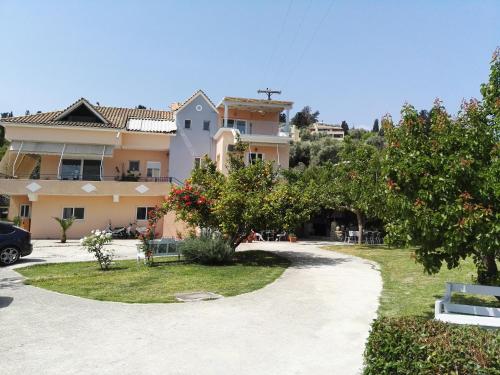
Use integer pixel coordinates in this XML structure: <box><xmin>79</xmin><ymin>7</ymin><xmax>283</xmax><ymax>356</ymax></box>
<box><xmin>295</xmin><ymin>140</ymin><xmax>384</xmax><ymax>244</ymax></box>
<box><xmin>383</xmin><ymin>49</ymin><xmax>499</xmax><ymax>284</ymax></box>
<box><xmin>291</xmin><ymin>106</ymin><xmax>320</xmax><ymax>129</ymax></box>
<box><xmin>162</xmin><ymin>142</ymin><xmax>314</xmax><ymax>248</ymax></box>
<box><xmin>330</xmin><ymin>140</ymin><xmax>384</xmax><ymax>243</ymax></box>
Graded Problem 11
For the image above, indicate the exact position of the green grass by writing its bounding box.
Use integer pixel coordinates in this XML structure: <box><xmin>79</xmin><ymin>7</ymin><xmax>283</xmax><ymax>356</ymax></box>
<box><xmin>325</xmin><ymin>245</ymin><xmax>500</xmax><ymax>318</ymax></box>
<box><xmin>17</xmin><ymin>250</ymin><xmax>290</xmax><ymax>303</ymax></box>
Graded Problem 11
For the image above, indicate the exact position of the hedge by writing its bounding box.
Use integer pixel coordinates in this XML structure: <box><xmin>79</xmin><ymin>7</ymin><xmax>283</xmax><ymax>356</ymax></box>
<box><xmin>364</xmin><ymin>317</ymin><xmax>500</xmax><ymax>375</ymax></box>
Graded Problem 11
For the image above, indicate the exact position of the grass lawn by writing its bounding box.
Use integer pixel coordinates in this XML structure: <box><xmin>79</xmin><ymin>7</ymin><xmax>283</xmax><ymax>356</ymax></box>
<box><xmin>17</xmin><ymin>250</ymin><xmax>290</xmax><ymax>303</ymax></box>
<box><xmin>325</xmin><ymin>245</ymin><xmax>500</xmax><ymax>318</ymax></box>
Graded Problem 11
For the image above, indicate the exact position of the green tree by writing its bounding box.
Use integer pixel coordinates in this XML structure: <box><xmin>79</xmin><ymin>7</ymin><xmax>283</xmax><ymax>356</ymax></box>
<box><xmin>383</xmin><ymin>50</ymin><xmax>499</xmax><ymax>284</ymax></box>
<box><xmin>290</xmin><ymin>137</ymin><xmax>343</xmax><ymax>167</ymax></box>
<box><xmin>330</xmin><ymin>140</ymin><xmax>384</xmax><ymax>243</ymax></box>
<box><xmin>296</xmin><ymin>140</ymin><xmax>384</xmax><ymax>244</ymax></box>
<box><xmin>341</xmin><ymin>120</ymin><xmax>349</xmax><ymax>135</ymax></box>
<box><xmin>291</xmin><ymin>106</ymin><xmax>320</xmax><ymax>129</ymax></box>
<box><xmin>372</xmin><ymin>119</ymin><xmax>380</xmax><ymax>133</ymax></box>
<box><xmin>163</xmin><ymin>142</ymin><xmax>313</xmax><ymax>248</ymax></box>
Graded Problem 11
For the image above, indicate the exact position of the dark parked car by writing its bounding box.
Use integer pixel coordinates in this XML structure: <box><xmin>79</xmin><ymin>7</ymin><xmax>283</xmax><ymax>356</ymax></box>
<box><xmin>0</xmin><ymin>222</ymin><xmax>32</xmax><ymax>265</ymax></box>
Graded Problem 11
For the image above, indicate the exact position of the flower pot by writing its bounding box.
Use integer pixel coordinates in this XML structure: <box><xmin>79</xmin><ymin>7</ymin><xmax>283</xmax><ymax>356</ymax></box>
<box><xmin>289</xmin><ymin>235</ymin><xmax>297</xmax><ymax>243</ymax></box>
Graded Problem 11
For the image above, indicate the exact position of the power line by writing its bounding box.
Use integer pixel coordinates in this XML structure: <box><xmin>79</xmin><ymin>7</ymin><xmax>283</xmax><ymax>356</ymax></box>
<box><xmin>264</xmin><ymin>0</ymin><xmax>294</xmax><ymax>84</ymax></box>
<box><xmin>272</xmin><ymin>0</ymin><xmax>313</xmax><ymax>82</ymax></box>
<box><xmin>282</xmin><ymin>0</ymin><xmax>335</xmax><ymax>91</ymax></box>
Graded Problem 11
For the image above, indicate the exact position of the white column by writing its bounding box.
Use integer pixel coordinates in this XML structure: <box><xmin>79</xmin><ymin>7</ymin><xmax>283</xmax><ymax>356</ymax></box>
<box><xmin>224</xmin><ymin>102</ymin><xmax>228</xmax><ymax>128</ymax></box>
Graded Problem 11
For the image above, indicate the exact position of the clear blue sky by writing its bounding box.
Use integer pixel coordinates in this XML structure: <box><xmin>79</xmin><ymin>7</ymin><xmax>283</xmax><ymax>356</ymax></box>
<box><xmin>1</xmin><ymin>0</ymin><xmax>499</xmax><ymax>128</ymax></box>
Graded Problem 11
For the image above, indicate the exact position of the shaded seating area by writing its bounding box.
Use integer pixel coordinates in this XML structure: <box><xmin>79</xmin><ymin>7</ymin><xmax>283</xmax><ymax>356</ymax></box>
<box><xmin>342</xmin><ymin>230</ymin><xmax>383</xmax><ymax>244</ymax></box>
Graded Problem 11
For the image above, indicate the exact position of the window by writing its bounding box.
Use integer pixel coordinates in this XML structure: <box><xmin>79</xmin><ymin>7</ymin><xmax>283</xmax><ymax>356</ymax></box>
<box><xmin>20</xmin><ymin>204</ymin><xmax>30</xmax><ymax>218</ymax></box>
<box><xmin>227</xmin><ymin>144</ymin><xmax>235</xmax><ymax>152</ymax></box>
<box><xmin>128</xmin><ymin>160</ymin><xmax>140</xmax><ymax>172</ymax></box>
<box><xmin>61</xmin><ymin>159</ymin><xmax>81</xmax><ymax>180</ymax></box>
<box><xmin>203</xmin><ymin>120</ymin><xmax>210</xmax><ymax>131</ymax></box>
<box><xmin>236</xmin><ymin>120</ymin><xmax>246</xmax><ymax>134</ymax></box>
<box><xmin>194</xmin><ymin>157</ymin><xmax>201</xmax><ymax>169</ymax></box>
<box><xmin>136</xmin><ymin>206</ymin><xmax>155</xmax><ymax>221</ymax></box>
<box><xmin>62</xmin><ymin>207</ymin><xmax>85</xmax><ymax>220</ymax></box>
<box><xmin>248</xmin><ymin>152</ymin><xmax>264</xmax><ymax>164</ymax></box>
<box><xmin>184</xmin><ymin>119</ymin><xmax>191</xmax><ymax>129</ymax></box>
<box><xmin>60</xmin><ymin>159</ymin><xmax>101</xmax><ymax>181</ymax></box>
<box><xmin>82</xmin><ymin>160</ymin><xmax>101</xmax><ymax>181</ymax></box>
<box><xmin>224</xmin><ymin>119</ymin><xmax>246</xmax><ymax>133</ymax></box>
<box><xmin>146</xmin><ymin>161</ymin><xmax>161</xmax><ymax>179</ymax></box>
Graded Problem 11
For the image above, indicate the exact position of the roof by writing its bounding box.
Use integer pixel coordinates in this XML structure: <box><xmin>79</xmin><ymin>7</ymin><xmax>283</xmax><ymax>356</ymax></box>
<box><xmin>1</xmin><ymin>98</ymin><xmax>175</xmax><ymax>132</ymax></box>
<box><xmin>175</xmin><ymin>89</ymin><xmax>218</xmax><ymax>113</ymax></box>
<box><xmin>219</xmin><ymin>96</ymin><xmax>293</xmax><ymax>108</ymax></box>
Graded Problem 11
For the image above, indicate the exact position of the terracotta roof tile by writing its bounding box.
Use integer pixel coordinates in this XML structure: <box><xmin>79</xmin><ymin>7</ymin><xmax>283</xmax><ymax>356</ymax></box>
<box><xmin>1</xmin><ymin>98</ymin><xmax>174</xmax><ymax>132</ymax></box>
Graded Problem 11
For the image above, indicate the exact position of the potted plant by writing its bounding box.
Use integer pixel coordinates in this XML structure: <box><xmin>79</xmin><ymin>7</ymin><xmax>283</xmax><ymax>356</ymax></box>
<box><xmin>288</xmin><ymin>232</ymin><xmax>297</xmax><ymax>242</ymax></box>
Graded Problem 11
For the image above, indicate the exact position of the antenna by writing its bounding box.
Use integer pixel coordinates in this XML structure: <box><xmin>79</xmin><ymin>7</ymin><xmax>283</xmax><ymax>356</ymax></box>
<box><xmin>257</xmin><ymin>88</ymin><xmax>282</xmax><ymax>100</ymax></box>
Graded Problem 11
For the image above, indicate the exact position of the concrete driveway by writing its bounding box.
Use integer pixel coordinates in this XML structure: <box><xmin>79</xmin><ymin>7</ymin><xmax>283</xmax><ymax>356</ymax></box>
<box><xmin>0</xmin><ymin>240</ymin><xmax>381</xmax><ymax>375</ymax></box>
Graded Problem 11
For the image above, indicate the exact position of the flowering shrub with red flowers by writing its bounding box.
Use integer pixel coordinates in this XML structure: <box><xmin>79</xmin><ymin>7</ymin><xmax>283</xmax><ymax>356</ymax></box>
<box><xmin>165</xmin><ymin>182</ymin><xmax>214</xmax><ymax>227</ymax></box>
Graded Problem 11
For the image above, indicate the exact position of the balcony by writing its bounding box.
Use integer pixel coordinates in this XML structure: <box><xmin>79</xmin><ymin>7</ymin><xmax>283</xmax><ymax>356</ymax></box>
<box><xmin>0</xmin><ymin>173</ymin><xmax>179</xmax><ymax>197</ymax></box>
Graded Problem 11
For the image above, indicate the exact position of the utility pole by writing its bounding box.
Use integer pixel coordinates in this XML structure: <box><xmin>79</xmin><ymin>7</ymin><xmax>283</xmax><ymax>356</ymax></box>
<box><xmin>257</xmin><ymin>88</ymin><xmax>282</xmax><ymax>100</ymax></box>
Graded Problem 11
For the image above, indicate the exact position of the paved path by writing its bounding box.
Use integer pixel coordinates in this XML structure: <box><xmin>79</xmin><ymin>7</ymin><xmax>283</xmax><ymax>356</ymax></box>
<box><xmin>0</xmin><ymin>241</ymin><xmax>381</xmax><ymax>375</ymax></box>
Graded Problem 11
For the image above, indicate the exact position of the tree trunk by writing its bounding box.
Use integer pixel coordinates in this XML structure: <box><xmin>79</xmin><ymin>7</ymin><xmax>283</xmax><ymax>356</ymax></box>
<box><xmin>478</xmin><ymin>253</ymin><xmax>499</xmax><ymax>285</ymax></box>
<box><xmin>354</xmin><ymin>209</ymin><xmax>364</xmax><ymax>245</ymax></box>
<box><xmin>61</xmin><ymin>232</ymin><xmax>66</xmax><ymax>243</ymax></box>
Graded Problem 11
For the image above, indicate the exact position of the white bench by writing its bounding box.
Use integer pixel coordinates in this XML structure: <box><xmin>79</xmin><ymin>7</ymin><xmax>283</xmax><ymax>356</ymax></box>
<box><xmin>435</xmin><ymin>282</ymin><xmax>500</xmax><ymax>328</ymax></box>
<box><xmin>136</xmin><ymin>238</ymin><xmax>182</xmax><ymax>262</ymax></box>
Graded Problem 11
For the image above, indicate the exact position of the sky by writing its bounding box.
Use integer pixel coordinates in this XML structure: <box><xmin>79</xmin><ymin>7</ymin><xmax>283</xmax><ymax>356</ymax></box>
<box><xmin>0</xmin><ymin>0</ymin><xmax>499</xmax><ymax>129</ymax></box>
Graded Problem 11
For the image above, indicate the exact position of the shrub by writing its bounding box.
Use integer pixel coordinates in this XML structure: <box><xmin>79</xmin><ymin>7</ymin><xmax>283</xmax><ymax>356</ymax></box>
<box><xmin>179</xmin><ymin>235</ymin><xmax>234</xmax><ymax>265</ymax></box>
<box><xmin>53</xmin><ymin>216</ymin><xmax>75</xmax><ymax>243</ymax></box>
<box><xmin>364</xmin><ymin>317</ymin><xmax>500</xmax><ymax>375</ymax></box>
<box><xmin>80</xmin><ymin>230</ymin><xmax>114</xmax><ymax>270</ymax></box>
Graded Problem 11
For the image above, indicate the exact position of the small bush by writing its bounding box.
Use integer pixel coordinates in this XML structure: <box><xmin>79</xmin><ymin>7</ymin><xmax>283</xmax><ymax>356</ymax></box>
<box><xmin>80</xmin><ymin>230</ymin><xmax>114</xmax><ymax>270</ymax></box>
<box><xmin>364</xmin><ymin>317</ymin><xmax>500</xmax><ymax>375</ymax></box>
<box><xmin>179</xmin><ymin>236</ymin><xmax>234</xmax><ymax>265</ymax></box>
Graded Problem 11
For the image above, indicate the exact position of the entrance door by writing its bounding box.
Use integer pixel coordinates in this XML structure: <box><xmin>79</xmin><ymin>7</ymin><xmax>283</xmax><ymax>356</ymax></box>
<box><xmin>19</xmin><ymin>204</ymin><xmax>31</xmax><ymax>231</ymax></box>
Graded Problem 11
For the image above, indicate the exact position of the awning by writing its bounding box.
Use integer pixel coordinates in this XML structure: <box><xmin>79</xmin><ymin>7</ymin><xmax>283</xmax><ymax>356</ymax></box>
<box><xmin>9</xmin><ymin>141</ymin><xmax>114</xmax><ymax>158</ymax></box>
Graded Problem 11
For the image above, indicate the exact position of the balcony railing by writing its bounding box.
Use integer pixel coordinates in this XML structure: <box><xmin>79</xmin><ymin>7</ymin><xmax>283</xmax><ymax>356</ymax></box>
<box><xmin>0</xmin><ymin>173</ymin><xmax>182</xmax><ymax>185</ymax></box>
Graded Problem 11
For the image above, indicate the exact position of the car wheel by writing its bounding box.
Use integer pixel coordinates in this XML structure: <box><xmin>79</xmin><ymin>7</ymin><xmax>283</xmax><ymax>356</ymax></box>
<box><xmin>0</xmin><ymin>247</ymin><xmax>20</xmax><ymax>265</ymax></box>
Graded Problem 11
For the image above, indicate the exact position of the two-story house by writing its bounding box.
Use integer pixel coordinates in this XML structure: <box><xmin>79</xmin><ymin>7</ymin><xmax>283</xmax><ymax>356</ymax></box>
<box><xmin>0</xmin><ymin>90</ymin><xmax>292</xmax><ymax>239</ymax></box>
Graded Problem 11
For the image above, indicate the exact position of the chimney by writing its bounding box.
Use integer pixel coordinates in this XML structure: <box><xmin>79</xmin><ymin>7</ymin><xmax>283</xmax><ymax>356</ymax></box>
<box><xmin>169</xmin><ymin>102</ymin><xmax>182</xmax><ymax>111</ymax></box>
